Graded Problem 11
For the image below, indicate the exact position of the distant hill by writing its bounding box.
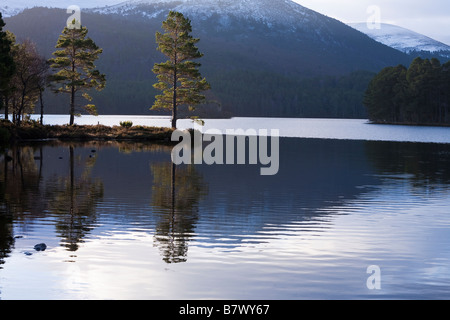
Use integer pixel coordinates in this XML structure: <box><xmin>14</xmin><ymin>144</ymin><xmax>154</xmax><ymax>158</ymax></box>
<box><xmin>3</xmin><ymin>1</ymin><xmax>414</xmax><ymax>118</ymax></box>
<box><xmin>349</xmin><ymin>23</ymin><xmax>450</xmax><ymax>61</ymax></box>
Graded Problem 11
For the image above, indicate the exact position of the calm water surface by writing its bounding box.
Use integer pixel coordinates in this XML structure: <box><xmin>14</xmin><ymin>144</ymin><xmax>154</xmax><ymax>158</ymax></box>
<box><xmin>1</xmin><ymin>118</ymin><xmax>450</xmax><ymax>299</ymax></box>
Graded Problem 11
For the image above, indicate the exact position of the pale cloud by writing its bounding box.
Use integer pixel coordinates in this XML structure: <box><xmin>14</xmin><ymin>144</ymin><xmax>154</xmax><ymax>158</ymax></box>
<box><xmin>295</xmin><ymin>0</ymin><xmax>450</xmax><ymax>44</ymax></box>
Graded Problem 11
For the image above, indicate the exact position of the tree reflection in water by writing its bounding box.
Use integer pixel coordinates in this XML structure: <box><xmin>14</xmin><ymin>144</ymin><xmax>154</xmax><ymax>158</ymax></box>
<box><xmin>150</xmin><ymin>162</ymin><xmax>208</xmax><ymax>263</ymax></box>
<box><xmin>0</xmin><ymin>145</ymin><xmax>44</xmax><ymax>266</ymax></box>
<box><xmin>45</xmin><ymin>145</ymin><xmax>104</xmax><ymax>251</ymax></box>
<box><xmin>364</xmin><ymin>141</ymin><xmax>450</xmax><ymax>186</ymax></box>
<box><xmin>0</xmin><ymin>141</ymin><xmax>206</xmax><ymax>265</ymax></box>
<box><xmin>0</xmin><ymin>143</ymin><xmax>104</xmax><ymax>257</ymax></box>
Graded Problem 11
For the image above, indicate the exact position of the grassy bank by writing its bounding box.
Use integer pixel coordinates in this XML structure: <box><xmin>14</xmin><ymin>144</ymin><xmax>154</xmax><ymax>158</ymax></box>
<box><xmin>0</xmin><ymin>120</ymin><xmax>174</xmax><ymax>143</ymax></box>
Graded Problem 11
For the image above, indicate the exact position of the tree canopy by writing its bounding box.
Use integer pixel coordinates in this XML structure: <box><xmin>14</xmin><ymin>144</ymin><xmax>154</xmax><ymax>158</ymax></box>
<box><xmin>7</xmin><ymin>38</ymin><xmax>48</xmax><ymax>124</ymax></box>
<box><xmin>152</xmin><ymin>11</ymin><xmax>210</xmax><ymax>129</ymax></box>
<box><xmin>48</xmin><ymin>20</ymin><xmax>106</xmax><ymax>125</ymax></box>
<box><xmin>364</xmin><ymin>57</ymin><xmax>450</xmax><ymax>125</ymax></box>
<box><xmin>0</xmin><ymin>13</ymin><xmax>16</xmax><ymax>115</ymax></box>
<box><xmin>1</xmin><ymin>18</ymin><xmax>48</xmax><ymax>125</ymax></box>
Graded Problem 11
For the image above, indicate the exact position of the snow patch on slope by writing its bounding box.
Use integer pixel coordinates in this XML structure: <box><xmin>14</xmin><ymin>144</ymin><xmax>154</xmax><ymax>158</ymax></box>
<box><xmin>92</xmin><ymin>0</ymin><xmax>318</xmax><ymax>27</ymax></box>
<box><xmin>349</xmin><ymin>22</ymin><xmax>450</xmax><ymax>54</ymax></box>
<box><xmin>0</xmin><ymin>0</ymin><xmax>121</xmax><ymax>17</ymax></box>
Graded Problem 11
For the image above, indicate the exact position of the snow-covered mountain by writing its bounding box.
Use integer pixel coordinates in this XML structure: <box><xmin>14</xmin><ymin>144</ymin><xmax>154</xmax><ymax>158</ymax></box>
<box><xmin>0</xmin><ymin>0</ymin><xmax>318</xmax><ymax>24</ymax></box>
<box><xmin>349</xmin><ymin>22</ymin><xmax>450</xmax><ymax>57</ymax></box>
<box><xmin>92</xmin><ymin>0</ymin><xmax>318</xmax><ymax>27</ymax></box>
<box><xmin>0</xmin><ymin>0</ymin><xmax>120</xmax><ymax>17</ymax></box>
<box><xmin>0</xmin><ymin>0</ymin><xmax>317</xmax><ymax>25</ymax></box>
<box><xmin>3</xmin><ymin>0</ymin><xmax>409</xmax><ymax>75</ymax></box>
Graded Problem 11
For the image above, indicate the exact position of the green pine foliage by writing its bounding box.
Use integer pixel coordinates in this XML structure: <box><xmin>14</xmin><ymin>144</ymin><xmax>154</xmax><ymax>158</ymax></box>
<box><xmin>48</xmin><ymin>19</ymin><xmax>106</xmax><ymax>125</ymax></box>
<box><xmin>364</xmin><ymin>58</ymin><xmax>450</xmax><ymax>125</ymax></box>
<box><xmin>152</xmin><ymin>11</ymin><xmax>210</xmax><ymax>128</ymax></box>
<box><xmin>0</xmin><ymin>13</ymin><xmax>16</xmax><ymax>114</ymax></box>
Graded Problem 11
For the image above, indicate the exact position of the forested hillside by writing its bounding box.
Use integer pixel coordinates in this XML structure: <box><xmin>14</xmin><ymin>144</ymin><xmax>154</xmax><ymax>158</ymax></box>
<box><xmin>4</xmin><ymin>7</ymin><xmax>411</xmax><ymax>118</ymax></box>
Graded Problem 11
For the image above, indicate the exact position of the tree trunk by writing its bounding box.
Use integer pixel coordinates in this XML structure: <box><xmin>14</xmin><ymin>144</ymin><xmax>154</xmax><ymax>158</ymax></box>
<box><xmin>172</xmin><ymin>67</ymin><xmax>177</xmax><ymax>129</ymax></box>
<box><xmin>70</xmin><ymin>47</ymin><xmax>76</xmax><ymax>126</ymax></box>
<box><xmin>70</xmin><ymin>86</ymin><xmax>75</xmax><ymax>125</ymax></box>
<box><xmin>39</xmin><ymin>89</ymin><xmax>44</xmax><ymax>125</ymax></box>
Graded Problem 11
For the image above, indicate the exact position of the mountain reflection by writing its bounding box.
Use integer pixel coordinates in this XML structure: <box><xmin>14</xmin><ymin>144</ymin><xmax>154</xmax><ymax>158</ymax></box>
<box><xmin>151</xmin><ymin>162</ymin><xmax>208</xmax><ymax>263</ymax></box>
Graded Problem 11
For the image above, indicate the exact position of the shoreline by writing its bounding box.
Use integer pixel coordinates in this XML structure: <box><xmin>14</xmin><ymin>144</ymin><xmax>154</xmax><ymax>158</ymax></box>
<box><xmin>368</xmin><ymin>120</ymin><xmax>450</xmax><ymax>128</ymax></box>
<box><xmin>0</xmin><ymin>120</ymin><xmax>175</xmax><ymax>144</ymax></box>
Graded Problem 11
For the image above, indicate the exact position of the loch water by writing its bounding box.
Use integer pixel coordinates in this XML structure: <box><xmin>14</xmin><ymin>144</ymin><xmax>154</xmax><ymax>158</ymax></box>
<box><xmin>1</xmin><ymin>118</ymin><xmax>450</xmax><ymax>299</ymax></box>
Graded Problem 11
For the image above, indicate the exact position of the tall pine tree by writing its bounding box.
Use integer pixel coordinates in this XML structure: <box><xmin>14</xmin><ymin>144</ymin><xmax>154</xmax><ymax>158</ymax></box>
<box><xmin>152</xmin><ymin>11</ymin><xmax>210</xmax><ymax>129</ymax></box>
<box><xmin>49</xmin><ymin>19</ymin><xmax>106</xmax><ymax>125</ymax></box>
<box><xmin>0</xmin><ymin>13</ymin><xmax>16</xmax><ymax>119</ymax></box>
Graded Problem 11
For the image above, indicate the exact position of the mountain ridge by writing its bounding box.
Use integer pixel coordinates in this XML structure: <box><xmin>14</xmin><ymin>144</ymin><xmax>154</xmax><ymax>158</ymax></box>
<box><xmin>2</xmin><ymin>0</ymin><xmax>448</xmax><ymax>55</ymax></box>
<box><xmin>349</xmin><ymin>22</ymin><xmax>450</xmax><ymax>59</ymax></box>
<box><xmin>92</xmin><ymin>0</ymin><xmax>319</xmax><ymax>26</ymax></box>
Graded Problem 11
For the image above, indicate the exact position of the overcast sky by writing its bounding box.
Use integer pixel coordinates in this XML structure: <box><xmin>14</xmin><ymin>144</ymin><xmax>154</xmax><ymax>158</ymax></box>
<box><xmin>295</xmin><ymin>0</ymin><xmax>450</xmax><ymax>44</ymax></box>
<box><xmin>5</xmin><ymin>0</ymin><xmax>450</xmax><ymax>44</ymax></box>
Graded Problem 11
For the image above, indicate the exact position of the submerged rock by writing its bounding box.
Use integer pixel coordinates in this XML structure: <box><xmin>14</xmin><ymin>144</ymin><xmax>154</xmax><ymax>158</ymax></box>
<box><xmin>34</xmin><ymin>243</ymin><xmax>47</xmax><ymax>251</ymax></box>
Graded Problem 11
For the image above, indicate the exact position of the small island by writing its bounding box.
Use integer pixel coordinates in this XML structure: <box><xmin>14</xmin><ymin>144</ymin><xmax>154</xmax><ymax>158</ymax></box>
<box><xmin>0</xmin><ymin>119</ymin><xmax>174</xmax><ymax>143</ymax></box>
<box><xmin>364</xmin><ymin>57</ymin><xmax>450</xmax><ymax>126</ymax></box>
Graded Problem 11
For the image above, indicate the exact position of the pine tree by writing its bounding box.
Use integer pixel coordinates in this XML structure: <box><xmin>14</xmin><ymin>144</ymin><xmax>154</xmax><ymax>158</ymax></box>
<box><xmin>364</xmin><ymin>65</ymin><xmax>407</xmax><ymax>123</ymax></box>
<box><xmin>49</xmin><ymin>20</ymin><xmax>106</xmax><ymax>125</ymax></box>
<box><xmin>152</xmin><ymin>11</ymin><xmax>210</xmax><ymax>129</ymax></box>
<box><xmin>0</xmin><ymin>13</ymin><xmax>16</xmax><ymax>119</ymax></box>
